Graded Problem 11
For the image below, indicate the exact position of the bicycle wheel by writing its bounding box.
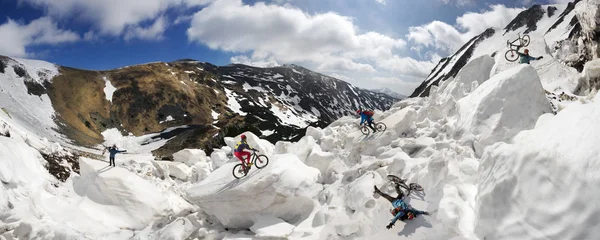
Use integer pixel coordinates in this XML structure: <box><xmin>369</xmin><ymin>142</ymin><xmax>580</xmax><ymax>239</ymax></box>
<box><xmin>254</xmin><ymin>154</ymin><xmax>269</xmax><ymax>169</ymax></box>
<box><xmin>505</xmin><ymin>50</ymin><xmax>518</xmax><ymax>62</ymax></box>
<box><xmin>521</xmin><ymin>35</ymin><xmax>530</xmax><ymax>47</ymax></box>
<box><xmin>232</xmin><ymin>164</ymin><xmax>247</xmax><ymax>179</ymax></box>
<box><xmin>360</xmin><ymin>125</ymin><xmax>370</xmax><ymax>135</ymax></box>
<box><xmin>376</xmin><ymin>122</ymin><xmax>387</xmax><ymax>132</ymax></box>
<box><xmin>409</xmin><ymin>183</ymin><xmax>424</xmax><ymax>191</ymax></box>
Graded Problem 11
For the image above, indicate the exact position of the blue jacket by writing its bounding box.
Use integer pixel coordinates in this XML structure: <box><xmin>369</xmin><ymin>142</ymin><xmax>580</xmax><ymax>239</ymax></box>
<box><xmin>516</xmin><ymin>46</ymin><xmax>541</xmax><ymax>64</ymax></box>
<box><xmin>389</xmin><ymin>199</ymin><xmax>427</xmax><ymax>225</ymax></box>
<box><xmin>359</xmin><ymin>112</ymin><xmax>373</xmax><ymax>125</ymax></box>
<box><xmin>518</xmin><ymin>53</ymin><xmax>539</xmax><ymax>64</ymax></box>
<box><xmin>108</xmin><ymin>148</ymin><xmax>125</xmax><ymax>158</ymax></box>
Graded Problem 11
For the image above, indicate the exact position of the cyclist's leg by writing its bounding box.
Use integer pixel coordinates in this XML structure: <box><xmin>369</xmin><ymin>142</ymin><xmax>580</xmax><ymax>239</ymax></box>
<box><xmin>234</xmin><ymin>152</ymin><xmax>244</xmax><ymax>164</ymax></box>
<box><xmin>243</xmin><ymin>152</ymin><xmax>252</xmax><ymax>164</ymax></box>
<box><xmin>394</xmin><ymin>183</ymin><xmax>404</xmax><ymax>196</ymax></box>
<box><xmin>374</xmin><ymin>186</ymin><xmax>396</xmax><ymax>203</ymax></box>
<box><xmin>368</xmin><ymin>119</ymin><xmax>376</xmax><ymax>130</ymax></box>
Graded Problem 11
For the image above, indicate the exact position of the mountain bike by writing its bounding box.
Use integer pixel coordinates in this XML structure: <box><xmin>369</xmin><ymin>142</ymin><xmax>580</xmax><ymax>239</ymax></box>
<box><xmin>387</xmin><ymin>175</ymin><xmax>424</xmax><ymax>193</ymax></box>
<box><xmin>360</xmin><ymin>122</ymin><xmax>387</xmax><ymax>135</ymax></box>
<box><xmin>505</xmin><ymin>33</ymin><xmax>531</xmax><ymax>62</ymax></box>
<box><xmin>232</xmin><ymin>150</ymin><xmax>269</xmax><ymax>179</ymax></box>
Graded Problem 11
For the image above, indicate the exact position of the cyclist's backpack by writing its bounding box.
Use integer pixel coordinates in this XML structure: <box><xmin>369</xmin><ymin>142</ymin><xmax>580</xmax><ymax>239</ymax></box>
<box><xmin>363</xmin><ymin>110</ymin><xmax>374</xmax><ymax>116</ymax></box>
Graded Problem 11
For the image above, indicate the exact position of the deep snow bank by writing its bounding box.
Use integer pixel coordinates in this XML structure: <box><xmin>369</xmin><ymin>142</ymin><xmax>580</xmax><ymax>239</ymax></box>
<box><xmin>456</xmin><ymin>65</ymin><xmax>551</xmax><ymax>155</ymax></box>
<box><xmin>476</xmin><ymin>92</ymin><xmax>600</xmax><ymax>240</ymax></box>
<box><xmin>186</xmin><ymin>153</ymin><xmax>322</xmax><ymax>229</ymax></box>
<box><xmin>74</xmin><ymin>158</ymin><xmax>179</xmax><ymax>229</ymax></box>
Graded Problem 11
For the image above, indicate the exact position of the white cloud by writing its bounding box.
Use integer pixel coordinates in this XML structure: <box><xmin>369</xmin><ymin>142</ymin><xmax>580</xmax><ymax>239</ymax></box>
<box><xmin>231</xmin><ymin>55</ymin><xmax>280</xmax><ymax>68</ymax></box>
<box><xmin>375</xmin><ymin>0</ymin><xmax>386</xmax><ymax>5</ymax></box>
<box><xmin>187</xmin><ymin>0</ymin><xmax>429</xmax><ymax>94</ymax></box>
<box><xmin>407</xmin><ymin>4</ymin><xmax>523</xmax><ymax>54</ymax></box>
<box><xmin>18</xmin><ymin>0</ymin><xmax>213</xmax><ymax>38</ymax></box>
<box><xmin>456</xmin><ymin>5</ymin><xmax>524</xmax><ymax>38</ymax></box>
<box><xmin>316</xmin><ymin>58</ymin><xmax>376</xmax><ymax>73</ymax></box>
<box><xmin>407</xmin><ymin>21</ymin><xmax>465</xmax><ymax>53</ymax></box>
<box><xmin>124</xmin><ymin>16</ymin><xmax>167</xmax><ymax>41</ymax></box>
<box><xmin>187</xmin><ymin>0</ymin><xmax>409</xmax><ymax>69</ymax></box>
<box><xmin>549</xmin><ymin>0</ymin><xmax>572</xmax><ymax>3</ymax></box>
<box><xmin>0</xmin><ymin>17</ymin><xmax>79</xmax><ymax>57</ymax></box>
<box><xmin>441</xmin><ymin>0</ymin><xmax>474</xmax><ymax>6</ymax></box>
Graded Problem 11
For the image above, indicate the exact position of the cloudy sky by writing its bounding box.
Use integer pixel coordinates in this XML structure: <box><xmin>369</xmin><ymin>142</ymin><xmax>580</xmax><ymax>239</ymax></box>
<box><xmin>0</xmin><ymin>0</ymin><xmax>571</xmax><ymax>95</ymax></box>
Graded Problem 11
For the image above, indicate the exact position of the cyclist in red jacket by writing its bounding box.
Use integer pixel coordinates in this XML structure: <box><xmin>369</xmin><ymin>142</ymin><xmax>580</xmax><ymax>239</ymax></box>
<box><xmin>234</xmin><ymin>134</ymin><xmax>257</xmax><ymax>169</ymax></box>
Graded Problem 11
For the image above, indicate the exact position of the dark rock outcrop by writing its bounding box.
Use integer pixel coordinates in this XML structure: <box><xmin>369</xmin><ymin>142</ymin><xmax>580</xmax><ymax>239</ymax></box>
<box><xmin>504</xmin><ymin>5</ymin><xmax>545</xmax><ymax>34</ymax></box>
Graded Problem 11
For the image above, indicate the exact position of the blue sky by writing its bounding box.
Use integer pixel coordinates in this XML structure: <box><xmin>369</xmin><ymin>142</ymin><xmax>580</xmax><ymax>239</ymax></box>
<box><xmin>0</xmin><ymin>0</ymin><xmax>568</xmax><ymax>94</ymax></box>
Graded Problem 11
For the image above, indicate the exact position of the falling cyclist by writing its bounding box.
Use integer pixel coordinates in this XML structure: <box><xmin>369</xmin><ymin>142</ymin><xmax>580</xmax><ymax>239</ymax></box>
<box><xmin>516</xmin><ymin>46</ymin><xmax>543</xmax><ymax>64</ymax></box>
<box><xmin>374</xmin><ymin>182</ymin><xmax>429</xmax><ymax>229</ymax></box>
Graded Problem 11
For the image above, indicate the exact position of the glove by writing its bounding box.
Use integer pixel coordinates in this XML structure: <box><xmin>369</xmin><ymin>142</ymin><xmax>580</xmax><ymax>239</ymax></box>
<box><xmin>386</xmin><ymin>223</ymin><xmax>394</xmax><ymax>229</ymax></box>
<box><xmin>123</xmin><ymin>150</ymin><xmax>127</xmax><ymax>152</ymax></box>
<box><xmin>538</xmin><ymin>56</ymin><xmax>543</xmax><ymax>60</ymax></box>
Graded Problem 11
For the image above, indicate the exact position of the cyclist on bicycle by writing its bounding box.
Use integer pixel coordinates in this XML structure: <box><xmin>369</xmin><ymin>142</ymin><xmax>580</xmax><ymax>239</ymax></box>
<box><xmin>357</xmin><ymin>109</ymin><xmax>377</xmax><ymax>132</ymax></box>
<box><xmin>374</xmin><ymin>183</ymin><xmax>429</xmax><ymax>229</ymax></box>
<box><xmin>516</xmin><ymin>46</ymin><xmax>543</xmax><ymax>64</ymax></box>
<box><xmin>234</xmin><ymin>134</ymin><xmax>257</xmax><ymax>168</ymax></box>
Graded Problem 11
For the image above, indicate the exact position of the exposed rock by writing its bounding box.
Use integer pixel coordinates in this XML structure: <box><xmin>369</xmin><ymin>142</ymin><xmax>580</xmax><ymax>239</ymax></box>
<box><xmin>504</xmin><ymin>5</ymin><xmax>545</xmax><ymax>34</ymax></box>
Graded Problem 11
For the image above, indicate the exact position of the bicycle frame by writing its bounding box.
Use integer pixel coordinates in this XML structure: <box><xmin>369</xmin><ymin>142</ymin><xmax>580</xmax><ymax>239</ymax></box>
<box><xmin>507</xmin><ymin>33</ymin><xmax>525</xmax><ymax>49</ymax></box>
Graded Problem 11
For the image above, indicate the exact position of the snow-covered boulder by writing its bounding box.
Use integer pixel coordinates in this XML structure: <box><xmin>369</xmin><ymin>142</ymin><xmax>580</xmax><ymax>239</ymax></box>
<box><xmin>344</xmin><ymin>172</ymin><xmax>382</xmax><ymax>212</ymax></box>
<box><xmin>186</xmin><ymin>154</ymin><xmax>322</xmax><ymax>228</ymax></box>
<box><xmin>250</xmin><ymin>215</ymin><xmax>295</xmax><ymax>237</ymax></box>
<box><xmin>173</xmin><ymin>149</ymin><xmax>207</xmax><ymax>166</ymax></box>
<box><xmin>210</xmin><ymin>149</ymin><xmax>229</xmax><ymax>169</ymax></box>
<box><xmin>191</xmin><ymin>160</ymin><xmax>213</xmax><ymax>183</ymax></box>
<box><xmin>76</xmin><ymin>158</ymin><xmax>173</xmax><ymax>229</ymax></box>
<box><xmin>274</xmin><ymin>136</ymin><xmax>316</xmax><ymax>162</ymax></box>
<box><xmin>436</xmin><ymin>55</ymin><xmax>495</xmax><ymax>105</ymax></box>
<box><xmin>380</xmin><ymin>107</ymin><xmax>417</xmax><ymax>137</ymax></box>
<box><xmin>155</xmin><ymin>161</ymin><xmax>193</xmax><ymax>181</ymax></box>
<box><xmin>456</xmin><ymin>65</ymin><xmax>551</xmax><ymax>155</ymax></box>
<box><xmin>306</xmin><ymin>126</ymin><xmax>324</xmax><ymax>141</ymax></box>
<box><xmin>305</xmin><ymin>145</ymin><xmax>335</xmax><ymax>176</ymax></box>
<box><xmin>476</xmin><ymin>91</ymin><xmax>600</xmax><ymax>240</ymax></box>
<box><xmin>224</xmin><ymin>132</ymin><xmax>274</xmax><ymax>156</ymax></box>
<box><xmin>579</xmin><ymin>59</ymin><xmax>600</xmax><ymax>93</ymax></box>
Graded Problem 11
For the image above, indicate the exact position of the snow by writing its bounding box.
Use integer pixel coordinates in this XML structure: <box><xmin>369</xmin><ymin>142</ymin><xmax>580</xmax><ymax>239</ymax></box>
<box><xmin>0</xmin><ymin>57</ymin><xmax>64</xmax><ymax>143</ymax></box>
<box><xmin>224</xmin><ymin>88</ymin><xmax>247</xmax><ymax>116</ymax></box>
<box><xmin>242</xmin><ymin>83</ymin><xmax>266</xmax><ymax>92</ymax></box>
<box><xmin>261</xmin><ymin>129</ymin><xmax>275</xmax><ymax>136</ymax></box>
<box><xmin>456</xmin><ymin>65</ymin><xmax>552</xmax><ymax>156</ymax></box>
<box><xmin>12</xmin><ymin>57</ymin><xmax>59</xmax><ymax>83</ymax></box>
<box><xmin>103</xmin><ymin>76</ymin><xmax>117</xmax><ymax>103</ymax></box>
<box><xmin>159</xmin><ymin>115</ymin><xmax>174</xmax><ymax>124</ymax></box>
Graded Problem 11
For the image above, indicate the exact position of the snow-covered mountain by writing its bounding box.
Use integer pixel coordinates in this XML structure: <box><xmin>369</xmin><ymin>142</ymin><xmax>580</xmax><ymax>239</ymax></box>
<box><xmin>411</xmin><ymin>0</ymin><xmax>598</xmax><ymax>98</ymax></box>
<box><xmin>2</xmin><ymin>1</ymin><xmax>600</xmax><ymax>240</ymax></box>
<box><xmin>370</xmin><ymin>87</ymin><xmax>406</xmax><ymax>99</ymax></box>
<box><xmin>0</xmin><ymin>56</ymin><xmax>396</xmax><ymax>158</ymax></box>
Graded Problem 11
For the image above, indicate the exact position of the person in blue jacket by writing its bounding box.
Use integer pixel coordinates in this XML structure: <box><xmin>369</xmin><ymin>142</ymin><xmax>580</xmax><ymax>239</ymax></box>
<box><xmin>516</xmin><ymin>46</ymin><xmax>543</xmax><ymax>64</ymax></box>
<box><xmin>103</xmin><ymin>144</ymin><xmax>126</xmax><ymax>167</ymax></box>
<box><xmin>356</xmin><ymin>109</ymin><xmax>377</xmax><ymax>132</ymax></box>
<box><xmin>374</xmin><ymin>183</ymin><xmax>429</xmax><ymax>229</ymax></box>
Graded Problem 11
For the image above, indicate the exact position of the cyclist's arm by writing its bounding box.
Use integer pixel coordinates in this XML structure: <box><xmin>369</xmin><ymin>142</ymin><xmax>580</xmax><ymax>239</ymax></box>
<box><xmin>390</xmin><ymin>211</ymin><xmax>405</xmax><ymax>225</ymax></box>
